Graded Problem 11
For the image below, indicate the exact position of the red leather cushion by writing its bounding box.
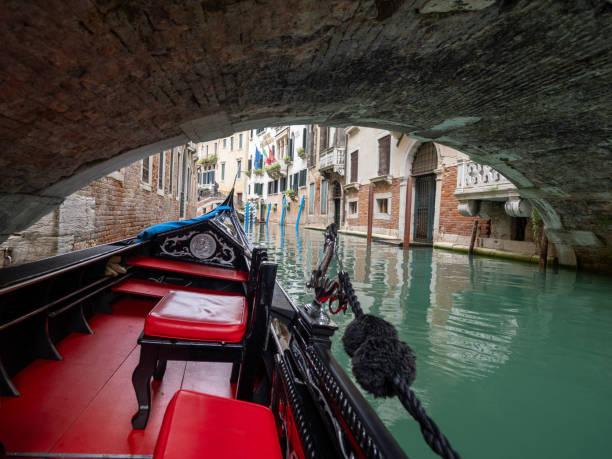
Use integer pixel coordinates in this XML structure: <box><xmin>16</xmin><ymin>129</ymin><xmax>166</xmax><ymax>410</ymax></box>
<box><xmin>154</xmin><ymin>390</ymin><xmax>282</xmax><ymax>459</ymax></box>
<box><xmin>144</xmin><ymin>291</ymin><xmax>247</xmax><ymax>343</ymax></box>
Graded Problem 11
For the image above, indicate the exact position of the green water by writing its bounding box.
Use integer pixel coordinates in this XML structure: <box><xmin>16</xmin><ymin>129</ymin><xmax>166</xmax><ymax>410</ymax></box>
<box><xmin>250</xmin><ymin>225</ymin><xmax>612</xmax><ymax>458</ymax></box>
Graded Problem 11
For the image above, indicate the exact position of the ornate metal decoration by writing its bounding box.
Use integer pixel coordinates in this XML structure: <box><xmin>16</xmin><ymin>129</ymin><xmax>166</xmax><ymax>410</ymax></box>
<box><xmin>157</xmin><ymin>228</ymin><xmax>237</xmax><ymax>268</ymax></box>
<box><xmin>189</xmin><ymin>233</ymin><xmax>217</xmax><ymax>260</ymax></box>
<box><xmin>159</xmin><ymin>231</ymin><xmax>196</xmax><ymax>258</ymax></box>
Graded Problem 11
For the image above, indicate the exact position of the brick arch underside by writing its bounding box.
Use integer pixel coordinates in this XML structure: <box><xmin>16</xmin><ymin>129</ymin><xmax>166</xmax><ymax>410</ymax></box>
<box><xmin>0</xmin><ymin>1</ymin><xmax>610</xmax><ymax>271</ymax></box>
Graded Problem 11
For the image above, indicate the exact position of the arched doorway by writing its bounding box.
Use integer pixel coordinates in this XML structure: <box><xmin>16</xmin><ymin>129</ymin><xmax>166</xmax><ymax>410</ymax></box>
<box><xmin>412</xmin><ymin>142</ymin><xmax>438</xmax><ymax>242</ymax></box>
<box><xmin>332</xmin><ymin>181</ymin><xmax>342</xmax><ymax>227</ymax></box>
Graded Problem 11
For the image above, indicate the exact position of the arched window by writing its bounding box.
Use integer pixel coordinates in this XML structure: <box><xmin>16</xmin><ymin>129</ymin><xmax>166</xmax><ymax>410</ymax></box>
<box><xmin>412</xmin><ymin>142</ymin><xmax>437</xmax><ymax>176</ymax></box>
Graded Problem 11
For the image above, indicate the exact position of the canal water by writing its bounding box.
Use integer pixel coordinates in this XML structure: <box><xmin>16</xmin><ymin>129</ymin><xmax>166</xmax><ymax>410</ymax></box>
<box><xmin>249</xmin><ymin>224</ymin><xmax>612</xmax><ymax>459</ymax></box>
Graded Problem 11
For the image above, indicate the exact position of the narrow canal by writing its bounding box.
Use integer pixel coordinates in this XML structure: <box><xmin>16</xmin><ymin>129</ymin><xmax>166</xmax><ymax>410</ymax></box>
<box><xmin>249</xmin><ymin>225</ymin><xmax>612</xmax><ymax>458</ymax></box>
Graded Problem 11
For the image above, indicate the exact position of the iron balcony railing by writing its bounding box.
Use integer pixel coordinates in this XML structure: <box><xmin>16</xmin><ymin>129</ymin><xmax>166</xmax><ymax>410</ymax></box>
<box><xmin>319</xmin><ymin>147</ymin><xmax>345</xmax><ymax>175</ymax></box>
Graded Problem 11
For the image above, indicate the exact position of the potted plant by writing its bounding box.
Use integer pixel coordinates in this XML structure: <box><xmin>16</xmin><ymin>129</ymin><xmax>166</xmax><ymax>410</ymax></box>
<box><xmin>244</xmin><ymin>170</ymin><xmax>252</xmax><ymax>177</ymax></box>
<box><xmin>297</xmin><ymin>147</ymin><xmax>305</xmax><ymax>157</ymax></box>
<box><xmin>253</xmin><ymin>168</ymin><xmax>263</xmax><ymax>175</ymax></box>
<box><xmin>283</xmin><ymin>189</ymin><xmax>297</xmax><ymax>200</ymax></box>
<box><xmin>264</xmin><ymin>163</ymin><xmax>283</xmax><ymax>179</ymax></box>
<box><xmin>283</xmin><ymin>154</ymin><xmax>292</xmax><ymax>164</ymax></box>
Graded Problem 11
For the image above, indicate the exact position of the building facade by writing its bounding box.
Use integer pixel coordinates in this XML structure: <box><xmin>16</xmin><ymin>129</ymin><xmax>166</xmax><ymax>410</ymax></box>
<box><xmin>1</xmin><ymin>145</ymin><xmax>198</xmax><ymax>267</ymax></box>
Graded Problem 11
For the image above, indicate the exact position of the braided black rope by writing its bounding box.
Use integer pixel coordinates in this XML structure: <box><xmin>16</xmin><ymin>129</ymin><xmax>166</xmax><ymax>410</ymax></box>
<box><xmin>338</xmin><ymin>263</ymin><xmax>461</xmax><ymax>459</ymax></box>
<box><xmin>338</xmin><ymin>271</ymin><xmax>363</xmax><ymax>318</ymax></box>
<box><xmin>393</xmin><ymin>376</ymin><xmax>461</xmax><ymax>459</ymax></box>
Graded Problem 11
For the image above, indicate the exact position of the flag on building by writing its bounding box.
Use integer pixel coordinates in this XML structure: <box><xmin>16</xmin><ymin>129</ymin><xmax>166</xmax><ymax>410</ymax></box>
<box><xmin>255</xmin><ymin>147</ymin><xmax>262</xmax><ymax>169</ymax></box>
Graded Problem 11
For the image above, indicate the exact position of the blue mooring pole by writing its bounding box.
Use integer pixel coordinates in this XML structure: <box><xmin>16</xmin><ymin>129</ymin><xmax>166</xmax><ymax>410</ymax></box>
<box><xmin>296</xmin><ymin>194</ymin><xmax>305</xmax><ymax>229</ymax></box>
<box><xmin>266</xmin><ymin>202</ymin><xmax>271</xmax><ymax>225</ymax></box>
<box><xmin>245</xmin><ymin>202</ymin><xmax>250</xmax><ymax>231</ymax></box>
<box><xmin>280</xmin><ymin>195</ymin><xmax>286</xmax><ymax>226</ymax></box>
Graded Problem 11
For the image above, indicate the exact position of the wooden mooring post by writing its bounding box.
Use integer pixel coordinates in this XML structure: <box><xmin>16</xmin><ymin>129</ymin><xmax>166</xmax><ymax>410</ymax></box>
<box><xmin>403</xmin><ymin>177</ymin><xmax>413</xmax><ymax>249</ymax></box>
<box><xmin>539</xmin><ymin>231</ymin><xmax>549</xmax><ymax>272</ymax></box>
<box><xmin>469</xmin><ymin>220</ymin><xmax>479</xmax><ymax>255</ymax></box>
<box><xmin>367</xmin><ymin>185</ymin><xmax>374</xmax><ymax>243</ymax></box>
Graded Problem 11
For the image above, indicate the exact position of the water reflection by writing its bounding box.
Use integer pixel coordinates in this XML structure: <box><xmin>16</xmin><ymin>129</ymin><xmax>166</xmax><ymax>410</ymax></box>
<box><xmin>250</xmin><ymin>225</ymin><xmax>612</xmax><ymax>459</ymax></box>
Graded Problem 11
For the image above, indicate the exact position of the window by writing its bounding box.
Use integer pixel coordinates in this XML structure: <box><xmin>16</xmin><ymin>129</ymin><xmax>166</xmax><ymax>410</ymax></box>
<box><xmin>302</xmin><ymin>127</ymin><xmax>307</xmax><ymax>150</ymax></box>
<box><xmin>223</xmin><ymin>138</ymin><xmax>227</xmax><ymax>148</ymax></box>
<box><xmin>268</xmin><ymin>181</ymin><xmax>273</xmax><ymax>195</ymax></box>
<box><xmin>237</xmin><ymin>159</ymin><xmax>241</xmax><ymax>178</ymax></box>
<box><xmin>248</xmin><ymin>159</ymin><xmax>252</xmax><ymax>171</ymax></box>
<box><xmin>237</xmin><ymin>192</ymin><xmax>243</xmax><ymax>206</ymax></box>
<box><xmin>299</xmin><ymin>169</ymin><xmax>307</xmax><ymax>187</ymax></box>
<box><xmin>412</xmin><ymin>142</ymin><xmax>437</xmax><ymax>175</ymax></box>
<box><xmin>206</xmin><ymin>145</ymin><xmax>209</xmax><ymax>155</ymax></box>
<box><xmin>214</xmin><ymin>142</ymin><xmax>218</xmax><ymax>154</ymax></box>
<box><xmin>280</xmin><ymin>177</ymin><xmax>287</xmax><ymax>192</ymax></box>
<box><xmin>169</xmin><ymin>151</ymin><xmax>174</xmax><ymax>194</ymax></box>
<box><xmin>289</xmin><ymin>134</ymin><xmax>294</xmax><ymax>161</ymax></box>
<box><xmin>255</xmin><ymin>183</ymin><xmax>263</xmax><ymax>195</ymax></box>
<box><xmin>320</xmin><ymin>179</ymin><xmax>328</xmax><ymax>214</ymax></box>
<box><xmin>308</xmin><ymin>183</ymin><xmax>315</xmax><ymax>214</ymax></box>
<box><xmin>349</xmin><ymin>200</ymin><xmax>358</xmax><ymax>217</ymax></box>
<box><xmin>377</xmin><ymin>198</ymin><xmax>389</xmax><ymax>214</ymax></box>
<box><xmin>230</xmin><ymin>136</ymin><xmax>234</xmax><ymax>151</ymax></box>
<box><xmin>221</xmin><ymin>162</ymin><xmax>225</xmax><ymax>180</ymax></box>
<box><xmin>239</xmin><ymin>133</ymin><xmax>243</xmax><ymax>148</ymax></box>
<box><xmin>274</xmin><ymin>179</ymin><xmax>279</xmax><ymax>194</ymax></box>
<box><xmin>378</xmin><ymin>135</ymin><xmax>390</xmax><ymax>176</ymax></box>
<box><xmin>291</xmin><ymin>172</ymin><xmax>298</xmax><ymax>192</ymax></box>
<box><xmin>350</xmin><ymin>151</ymin><xmax>358</xmax><ymax>183</ymax></box>
<box><xmin>374</xmin><ymin>194</ymin><xmax>391</xmax><ymax>220</ymax></box>
<box><xmin>142</xmin><ymin>156</ymin><xmax>151</xmax><ymax>184</ymax></box>
<box><xmin>157</xmin><ymin>152</ymin><xmax>165</xmax><ymax>193</ymax></box>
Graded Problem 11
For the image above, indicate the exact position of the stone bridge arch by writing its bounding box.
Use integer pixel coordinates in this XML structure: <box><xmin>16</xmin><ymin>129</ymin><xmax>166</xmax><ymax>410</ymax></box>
<box><xmin>0</xmin><ymin>1</ymin><xmax>610</xmax><ymax>270</ymax></box>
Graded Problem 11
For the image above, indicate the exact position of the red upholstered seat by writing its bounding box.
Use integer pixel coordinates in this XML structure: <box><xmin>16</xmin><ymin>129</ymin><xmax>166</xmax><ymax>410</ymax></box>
<box><xmin>154</xmin><ymin>390</ymin><xmax>282</xmax><ymax>459</ymax></box>
<box><xmin>144</xmin><ymin>291</ymin><xmax>247</xmax><ymax>343</ymax></box>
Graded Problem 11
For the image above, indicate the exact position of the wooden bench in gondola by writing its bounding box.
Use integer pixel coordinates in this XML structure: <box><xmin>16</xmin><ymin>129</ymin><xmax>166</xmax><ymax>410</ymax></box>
<box><xmin>131</xmin><ymin>248</ymin><xmax>276</xmax><ymax>429</ymax></box>
<box><xmin>126</xmin><ymin>256</ymin><xmax>249</xmax><ymax>282</ymax></box>
<box><xmin>153</xmin><ymin>390</ymin><xmax>281</xmax><ymax>459</ymax></box>
<box><xmin>111</xmin><ymin>278</ymin><xmax>243</xmax><ymax>299</ymax></box>
<box><xmin>0</xmin><ymin>272</ymin><xmax>130</xmax><ymax>396</ymax></box>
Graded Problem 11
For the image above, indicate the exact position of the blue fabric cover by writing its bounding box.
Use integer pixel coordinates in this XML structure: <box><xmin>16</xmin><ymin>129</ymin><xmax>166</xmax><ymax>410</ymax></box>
<box><xmin>137</xmin><ymin>206</ymin><xmax>232</xmax><ymax>241</ymax></box>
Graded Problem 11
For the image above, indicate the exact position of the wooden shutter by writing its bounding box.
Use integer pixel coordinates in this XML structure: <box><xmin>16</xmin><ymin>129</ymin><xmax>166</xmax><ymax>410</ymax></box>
<box><xmin>378</xmin><ymin>135</ymin><xmax>390</xmax><ymax>176</ymax></box>
<box><xmin>350</xmin><ymin>151</ymin><xmax>358</xmax><ymax>183</ymax></box>
<box><xmin>319</xmin><ymin>127</ymin><xmax>328</xmax><ymax>151</ymax></box>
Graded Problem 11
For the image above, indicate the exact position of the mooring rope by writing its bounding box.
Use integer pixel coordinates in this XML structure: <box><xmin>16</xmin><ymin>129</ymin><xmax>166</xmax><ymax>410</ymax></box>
<box><xmin>338</xmin><ymin>265</ymin><xmax>461</xmax><ymax>459</ymax></box>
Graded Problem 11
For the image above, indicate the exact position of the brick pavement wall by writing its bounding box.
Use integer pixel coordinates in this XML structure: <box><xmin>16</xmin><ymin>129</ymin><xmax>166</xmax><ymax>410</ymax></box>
<box><xmin>2</xmin><ymin>154</ymin><xmax>197</xmax><ymax>264</ymax></box>
<box><xmin>73</xmin><ymin>154</ymin><xmax>197</xmax><ymax>250</ymax></box>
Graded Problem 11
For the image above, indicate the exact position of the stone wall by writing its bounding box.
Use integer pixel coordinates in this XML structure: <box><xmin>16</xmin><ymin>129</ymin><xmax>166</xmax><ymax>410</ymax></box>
<box><xmin>1</xmin><ymin>154</ymin><xmax>197</xmax><ymax>267</ymax></box>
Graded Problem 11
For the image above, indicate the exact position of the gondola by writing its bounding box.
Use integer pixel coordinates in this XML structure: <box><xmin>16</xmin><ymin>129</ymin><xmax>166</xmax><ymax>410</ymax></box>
<box><xmin>0</xmin><ymin>191</ymin><xmax>458</xmax><ymax>459</ymax></box>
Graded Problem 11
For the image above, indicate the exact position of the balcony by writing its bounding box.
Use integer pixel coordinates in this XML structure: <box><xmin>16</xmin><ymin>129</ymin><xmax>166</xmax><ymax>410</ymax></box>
<box><xmin>455</xmin><ymin>159</ymin><xmax>517</xmax><ymax>200</ymax></box>
<box><xmin>455</xmin><ymin>159</ymin><xmax>530</xmax><ymax>218</ymax></box>
<box><xmin>319</xmin><ymin>147</ymin><xmax>345</xmax><ymax>175</ymax></box>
